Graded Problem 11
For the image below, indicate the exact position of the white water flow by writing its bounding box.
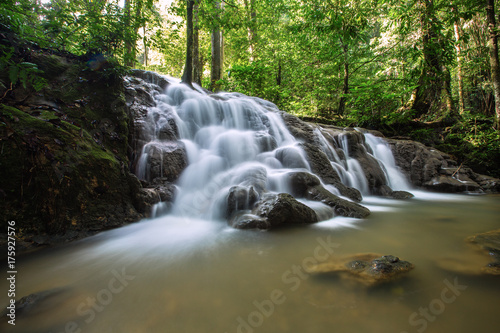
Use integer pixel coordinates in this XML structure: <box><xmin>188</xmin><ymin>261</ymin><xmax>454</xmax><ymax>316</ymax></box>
<box><xmin>135</xmin><ymin>82</ymin><xmax>315</xmax><ymax>220</ymax></box>
<box><xmin>363</xmin><ymin>133</ymin><xmax>412</xmax><ymax>191</ymax></box>
<box><xmin>314</xmin><ymin>128</ymin><xmax>370</xmax><ymax>195</ymax></box>
<box><xmin>135</xmin><ymin>80</ymin><xmax>411</xmax><ymax>221</ymax></box>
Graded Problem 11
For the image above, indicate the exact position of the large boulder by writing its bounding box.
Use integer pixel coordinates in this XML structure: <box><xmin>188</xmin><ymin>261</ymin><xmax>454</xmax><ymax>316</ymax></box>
<box><xmin>142</xmin><ymin>142</ymin><xmax>187</xmax><ymax>182</ymax></box>
<box><xmin>231</xmin><ymin>193</ymin><xmax>318</xmax><ymax>229</ymax></box>
<box><xmin>284</xmin><ymin>171</ymin><xmax>370</xmax><ymax>218</ymax></box>
<box><xmin>0</xmin><ymin>47</ymin><xmax>145</xmax><ymax>242</ymax></box>
<box><xmin>388</xmin><ymin>139</ymin><xmax>499</xmax><ymax>193</ymax></box>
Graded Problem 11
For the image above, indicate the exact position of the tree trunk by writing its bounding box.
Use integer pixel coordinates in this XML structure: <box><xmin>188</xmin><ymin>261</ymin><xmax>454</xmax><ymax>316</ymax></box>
<box><xmin>244</xmin><ymin>0</ymin><xmax>257</xmax><ymax>60</ymax></box>
<box><xmin>403</xmin><ymin>0</ymin><xmax>456</xmax><ymax>120</ymax></box>
<box><xmin>124</xmin><ymin>0</ymin><xmax>134</xmax><ymax>67</ymax></box>
<box><xmin>338</xmin><ymin>43</ymin><xmax>349</xmax><ymax>116</ymax></box>
<box><xmin>210</xmin><ymin>1</ymin><xmax>223</xmax><ymax>91</ymax></box>
<box><xmin>192</xmin><ymin>0</ymin><xmax>202</xmax><ymax>86</ymax></box>
<box><xmin>487</xmin><ymin>0</ymin><xmax>500</xmax><ymax>128</ymax></box>
<box><xmin>411</xmin><ymin>0</ymin><xmax>442</xmax><ymax>117</ymax></box>
<box><xmin>453</xmin><ymin>11</ymin><xmax>465</xmax><ymax>115</ymax></box>
<box><xmin>181</xmin><ymin>0</ymin><xmax>195</xmax><ymax>86</ymax></box>
<box><xmin>143</xmin><ymin>24</ymin><xmax>148</xmax><ymax>67</ymax></box>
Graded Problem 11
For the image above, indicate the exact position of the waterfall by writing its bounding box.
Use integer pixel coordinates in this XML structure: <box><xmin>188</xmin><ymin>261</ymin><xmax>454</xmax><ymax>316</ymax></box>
<box><xmin>131</xmin><ymin>74</ymin><xmax>412</xmax><ymax>225</ymax></box>
<box><xmin>363</xmin><ymin>133</ymin><xmax>411</xmax><ymax>191</ymax></box>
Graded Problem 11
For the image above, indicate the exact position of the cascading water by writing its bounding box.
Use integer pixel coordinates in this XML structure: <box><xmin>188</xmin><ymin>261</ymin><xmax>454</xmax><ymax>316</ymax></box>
<box><xmin>135</xmin><ymin>80</ymin><xmax>315</xmax><ymax>220</ymax></box>
<box><xmin>363</xmin><ymin>133</ymin><xmax>412</xmax><ymax>191</ymax></box>
<box><xmin>133</xmin><ymin>75</ymin><xmax>412</xmax><ymax>225</ymax></box>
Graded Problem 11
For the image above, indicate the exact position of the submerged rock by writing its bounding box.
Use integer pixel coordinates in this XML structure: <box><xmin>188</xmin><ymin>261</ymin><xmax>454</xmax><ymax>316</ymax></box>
<box><xmin>466</xmin><ymin>229</ymin><xmax>500</xmax><ymax>275</ymax></box>
<box><xmin>435</xmin><ymin>229</ymin><xmax>500</xmax><ymax>276</ymax></box>
<box><xmin>232</xmin><ymin>193</ymin><xmax>318</xmax><ymax>229</ymax></box>
<box><xmin>306</xmin><ymin>253</ymin><xmax>414</xmax><ymax>286</ymax></box>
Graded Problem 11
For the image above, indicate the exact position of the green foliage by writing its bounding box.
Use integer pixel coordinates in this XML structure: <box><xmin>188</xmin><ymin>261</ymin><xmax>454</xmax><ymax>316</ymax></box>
<box><xmin>220</xmin><ymin>61</ymin><xmax>278</xmax><ymax>101</ymax></box>
<box><xmin>438</xmin><ymin>112</ymin><xmax>500</xmax><ymax>177</ymax></box>
<box><xmin>0</xmin><ymin>46</ymin><xmax>47</xmax><ymax>93</ymax></box>
<box><xmin>1</xmin><ymin>0</ymin><xmax>498</xmax><ymax>176</ymax></box>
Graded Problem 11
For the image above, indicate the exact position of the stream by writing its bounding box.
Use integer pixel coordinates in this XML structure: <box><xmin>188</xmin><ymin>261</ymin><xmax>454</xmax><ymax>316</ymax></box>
<box><xmin>1</xmin><ymin>193</ymin><xmax>499</xmax><ymax>333</ymax></box>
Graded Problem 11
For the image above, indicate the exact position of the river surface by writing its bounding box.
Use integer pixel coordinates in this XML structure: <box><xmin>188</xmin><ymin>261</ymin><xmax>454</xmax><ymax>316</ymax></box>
<box><xmin>1</xmin><ymin>193</ymin><xmax>499</xmax><ymax>333</ymax></box>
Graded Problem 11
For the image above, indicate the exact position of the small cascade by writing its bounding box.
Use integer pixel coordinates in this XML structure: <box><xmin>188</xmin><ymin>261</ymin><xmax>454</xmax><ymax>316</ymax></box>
<box><xmin>130</xmin><ymin>72</ymin><xmax>413</xmax><ymax>227</ymax></box>
<box><xmin>313</xmin><ymin>129</ymin><xmax>368</xmax><ymax>195</ymax></box>
<box><xmin>363</xmin><ymin>133</ymin><xmax>411</xmax><ymax>191</ymax></box>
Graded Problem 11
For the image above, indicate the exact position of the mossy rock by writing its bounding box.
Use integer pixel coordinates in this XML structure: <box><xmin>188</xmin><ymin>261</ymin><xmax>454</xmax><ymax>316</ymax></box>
<box><xmin>0</xmin><ymin>48</ymin><xmax>142</xmax><ymax>240</ymax></box>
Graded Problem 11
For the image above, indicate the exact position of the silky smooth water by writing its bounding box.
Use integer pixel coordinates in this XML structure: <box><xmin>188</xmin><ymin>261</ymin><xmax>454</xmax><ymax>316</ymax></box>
<box><xmin>1</xmin><ymin>194</ymin><xmax>499</xmax><ymax>333</ymax></box>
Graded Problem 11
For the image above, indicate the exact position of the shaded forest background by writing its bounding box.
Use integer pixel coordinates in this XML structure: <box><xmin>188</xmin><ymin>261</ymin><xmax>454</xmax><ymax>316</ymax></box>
<box><xmin>1</xmin><ymin>0</ymin><xmax>499</xmax><ymax>176</ymax></box>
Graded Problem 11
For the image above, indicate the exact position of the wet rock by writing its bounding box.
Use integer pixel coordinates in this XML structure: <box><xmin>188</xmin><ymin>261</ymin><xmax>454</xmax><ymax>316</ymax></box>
<box><xmin>275</xmin><ymin>146</ymin><xmax>309</xmax><ymax>169</ymax></box>
<box><xmin>375</xmin><ymin>185</ymin><xmax>414</xmax><ymax>200</ymax></box>
<box><xmin>254</xmin><ymin>131</ymin><xmax>278</xmax><ymax>152</ymax></box>
<box><xmin>286</xmin><ymin>171</ymin><xmax>322</xmax><ymax>197</ymax></box>
<box><xmin>130</xmin><ymin>69</ymin><xmax>170</xmax><ymax>90</ymax></box>
<box><xmin>248</xmin><ymin>193</ymin><xmax>319</xmax><ymax>229</ymax></box>
<box><xmin>299</xmin><ymin>142</ymin><xmax>362</xmax><ymax>202</ymax></box>
<box><xmin>158</xmin><ymin>117</ymin><xmax>179</xmax><ymax>141</ymax></box>
<box><xmin>389</xmin><ymin>139</ymin><xmax>500</xmax><ymax>193</ymax></box>
<box><xmin>305</xmin><ymin>185</ymin><xmax>370</xmax><ymax>218</ymax></box>
<box><xmin>306</xmin><ymin>253</ymin><xmax>414</xmax><ymax>286</ymax></box>
<box><xmin>474</xmin><ymin>174</ymin><xmax>500</xmax><ymax>193</ymax></box>
<box><xmin>390</xmin><ymin>190</ymin><xmax>414</xmax><ymax>200</ymax></box>
<box><xmin>422</xmin><ymin>175</ymin><xmax>481</xmax><ymax>193</ymax></box>
<box><xmin>231</xmin><ymin>165</ymin><xmax>268</xmax><ymax>194</ymax></box>
<box><xmin>323</xmin><ymin>129</ymin><xmax>390</xmax><ymax>194</ymax></box>
<box><xmin>144</xmin><ymin>142</ymin><xmax>187</xmax><ymax>182</ymax></box>
<box><xmin>280</xmin><ymin>111</ymin><xmax>317</xmax><ymax>142</ymax></box>
<box><xmin>466</xmin><ymin>229</ymin><xmax>500</xmax><ymax>275</ymax></box>
<box><xmin>226</xmin><ymin>185</ymin><xmax>260</xmax><ymax>218</ymax></box>
<box><xmin>134</xmin><ymin>185</ymin><xmax>177</xmax><ymax>215</ymax></box>
<box><xmin>0</xmin><ymin>288</ymin><xmax>67</xmax><ymax>319</ymax></box>
<box><xmin>231</xmin><ymin>213</ymin><xmax>271</xmax><ymax>229</ymax></box>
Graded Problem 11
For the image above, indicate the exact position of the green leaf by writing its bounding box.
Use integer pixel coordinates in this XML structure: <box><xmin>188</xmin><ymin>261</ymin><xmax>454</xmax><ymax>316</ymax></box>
<box><xmin>8</xmin><ymin>66</ymin><xmax>19</xmax><ymax>85</ymax></box>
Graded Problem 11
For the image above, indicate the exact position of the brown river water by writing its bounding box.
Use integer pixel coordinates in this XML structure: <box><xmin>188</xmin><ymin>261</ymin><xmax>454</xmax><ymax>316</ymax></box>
<box><xmin>1</xmin><ymin>192</ymin><xmax>499</xmax><ymax>333</ymax></box>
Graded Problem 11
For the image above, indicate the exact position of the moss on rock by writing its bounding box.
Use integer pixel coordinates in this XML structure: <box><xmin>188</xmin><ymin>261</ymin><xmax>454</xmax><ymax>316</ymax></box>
<box><xmin>0</xmin><ymin>46</ymin><xmax>143</xmax><ymax>242</ymax></box>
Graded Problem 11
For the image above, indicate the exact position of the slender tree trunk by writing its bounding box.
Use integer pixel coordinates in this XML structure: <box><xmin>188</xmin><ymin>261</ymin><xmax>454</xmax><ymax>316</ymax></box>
<box><xmin>442</xmin><ymin>66</ymin><xmax>457</xmax><ymax>118</ymax></box>
<box><xmin>210</xmin><ymin>1</ymin><xmax>223</xmax><ymax>91</ymax></box>
<box><xmin>338</xmin><ymin>42</ymin><xmax>349</xmax><ymax>116</ymax></box>
<box><xmin>244</xmin><ymin>0</ymin><xmax>257</xmax><ymax>60</ymax></box>
<box><xmin>453</xmin><ymin>12</ymin><xmax>465</xmax><ymax>114</ymax></box>
<box><xmin>276</xmin><ymin>58</ymin><xmax>282</xmax><ymax>86</ymax></box>
<box><xmin>124</xmin><ymin>0</ymin><xmax>134</xmax><ymax>67</ymax></box>
<box><xmin>143</xmin><ymin>25</ymin><xmax>148</xmax><ymax>67</ymax></box>
<box><xmin>181</xmin><ymin>0</ymin><xmax>195</xmax><ymax>86</ymax></box>
<box><xmin>192</xmin><ymin>0</ymin><xmax>202</xmax><ymax>86</ymax></box>
<box><xmin>487</xmin><ymin>0</ymin><xmax>500</xmax><ymax>128</ymax></box>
